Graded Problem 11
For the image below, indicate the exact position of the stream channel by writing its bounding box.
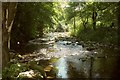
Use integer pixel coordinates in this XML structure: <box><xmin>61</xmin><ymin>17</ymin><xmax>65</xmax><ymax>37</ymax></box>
<box><xmin>19</xmin><ymin>32</ymin><xmax>120</xmax><ymax>79</ymax></box>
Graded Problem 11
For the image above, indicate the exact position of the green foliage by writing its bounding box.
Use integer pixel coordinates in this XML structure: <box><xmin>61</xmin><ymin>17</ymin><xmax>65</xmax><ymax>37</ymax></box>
<box><xmin>11</xmin><ymin>2</ymin><xmax>57</xmax><ymax>51</ymax></box>
<box><xmin>2</xmin><ymin>63</ymin><xmax>28</xmax><ymax>78</ymax></box>
<box><xmin>77</xmin><ymin>27</ymin><xmax>117</xmax><ymax>45</ymax></box>
<box><xmin>65</xmin><ymin>2</ymin><xmax>78</xmax><ymax>22</ymax></box>
<box><xmin>65</xmin><ymin>2</ymin><xmax>118</xmax><ymax>45</ymax></box>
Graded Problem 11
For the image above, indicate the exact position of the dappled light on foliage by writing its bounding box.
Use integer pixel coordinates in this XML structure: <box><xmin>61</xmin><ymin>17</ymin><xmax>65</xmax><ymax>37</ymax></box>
<box><xmin>2</xmin><ymin>2</ymin><xmax>120</xmax><ymax>79</ymax></box>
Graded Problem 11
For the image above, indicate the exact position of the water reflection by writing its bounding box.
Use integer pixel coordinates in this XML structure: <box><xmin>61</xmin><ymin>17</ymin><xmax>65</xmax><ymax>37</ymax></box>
<box><xmin>21</xmin><ymin>35</ymin><xmax>120</xmax><ymax>78</ymax></box>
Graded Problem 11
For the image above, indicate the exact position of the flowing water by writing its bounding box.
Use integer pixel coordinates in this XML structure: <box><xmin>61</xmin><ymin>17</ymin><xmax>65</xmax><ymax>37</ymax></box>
<box><xmin>21</xmin><ymin>32</ymin><xmax>120</xmax><ymax>78</ymax></box>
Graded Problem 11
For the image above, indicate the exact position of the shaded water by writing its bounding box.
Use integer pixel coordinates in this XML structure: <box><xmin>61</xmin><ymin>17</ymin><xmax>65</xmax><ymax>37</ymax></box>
<box><xmin>21</xmin><ymin>32</ymin><xmax>120</xmax><ymax>78</ymax></box>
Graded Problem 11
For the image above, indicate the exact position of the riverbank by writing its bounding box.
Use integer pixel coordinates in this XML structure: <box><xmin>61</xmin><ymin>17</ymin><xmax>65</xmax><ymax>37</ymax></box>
<box><xmin>2</xmin><ymin>32</ymin><xmax>120</xmax><ymax>79</ymax></box>
<box><xmin>73</xmin><ymin>27</ymin><xmax>118</xmax><ymax>51</ymax></box>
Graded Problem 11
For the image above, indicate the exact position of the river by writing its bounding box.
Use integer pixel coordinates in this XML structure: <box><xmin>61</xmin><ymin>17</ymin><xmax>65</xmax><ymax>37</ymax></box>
<box><xmin>18</xmin><ymin>32</ymin><xmax>120</xmax><ymax>79</ymax></box>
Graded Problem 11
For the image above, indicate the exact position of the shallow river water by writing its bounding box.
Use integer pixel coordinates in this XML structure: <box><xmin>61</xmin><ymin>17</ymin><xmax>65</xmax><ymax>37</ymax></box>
<box><xmin>21</xmin><ymin>32</ymin><xmax>120</xmax><ymax>79</ymax></box>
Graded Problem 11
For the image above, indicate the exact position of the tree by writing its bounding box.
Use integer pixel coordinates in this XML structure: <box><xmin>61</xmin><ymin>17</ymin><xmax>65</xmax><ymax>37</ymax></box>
<box><xmin>118</xmin><ymin>2</ymin><xmax>120</xmax><ymax>47</ymax></box>
<box><xmin>92</xmin><ymin>3</ymin><xmax>97</xmax><ymax>30</ymax></box>
<box><xmin>11</xmin><ymin>2</ymin><xmax>56</xmax><ymax>51</ymax></box>
<box><xmin>2</xmin><ymin>2</ymin><xmax>17</xmax><ymax>67</ymax></box>
<box><xmin>65</xmin><ymin>2</ymin><xmax>79</xmax><ymax>34</ymax></box>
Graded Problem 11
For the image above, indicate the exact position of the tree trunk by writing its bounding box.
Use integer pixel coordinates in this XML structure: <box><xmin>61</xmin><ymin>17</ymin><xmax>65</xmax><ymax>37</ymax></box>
<box><xmin>2</xmin><ymin>3</ymin><xmax>9</xmax><ymax>68</ymax></box>
<box><xmin>82</xmin><ymin>18</ymin><xmax>88</xmax><ymax>30</ymax></box>
<box><xmin>92</xmin><ymin>11</ymin><xmax>97</xmax><ymax>30</ymax></box>
<box><xmin>112</xmin><ymin>2</ymin><xmax>120</xmax><ymax>78</ymax></box>
<box><xmin>92</xmin><ymin>5</ymin><xmax>97</xmax><ymax>30</ymax></box>
<box><xmin>83</xmin><ymin>23</ymin><xmax>86</xmax><ymax>29</ymax></box>
<box><xmin>73</xmin><ymin>16</ymin><xmax>76</xmax><ymax>34</ymax></box>
<box><xmin>118</xmin><ymin>2</ymin><xmax>120</xmax><ymax>47</ymax></box>
<box><xmin>73</xmin><ymin>2</ymin><xmax>76</xmax><ymax>34</ymax></box>
<box><xmin>2</xmin><ymin>2</ymin><xmax>17</xmax><ymax>68</ymax></box>
<box><xmin>0</xmin><ymin>2</ymin><xmax>2</xmax><ymax>73</ymax></box>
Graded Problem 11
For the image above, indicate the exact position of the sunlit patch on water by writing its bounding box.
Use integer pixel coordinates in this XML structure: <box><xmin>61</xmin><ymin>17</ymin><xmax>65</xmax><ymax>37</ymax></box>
<box><xmin>55</xmin><ymin>58</ymin><xmax>68</xmax><ymax>78</ymax></box>
<box><xmin>25</xmin><ymin>38</ymin><xmax>93</xmax><ymax>78</ymax></box>
<box><xmin>45</xmin><ymin>40</ymin><xmax>90</xmax><ymax>58</ymax></box>
<box><xmin>17</xmin><ymin>32</ymin><xmax>119</xmax><ymax>78</ymax></box>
